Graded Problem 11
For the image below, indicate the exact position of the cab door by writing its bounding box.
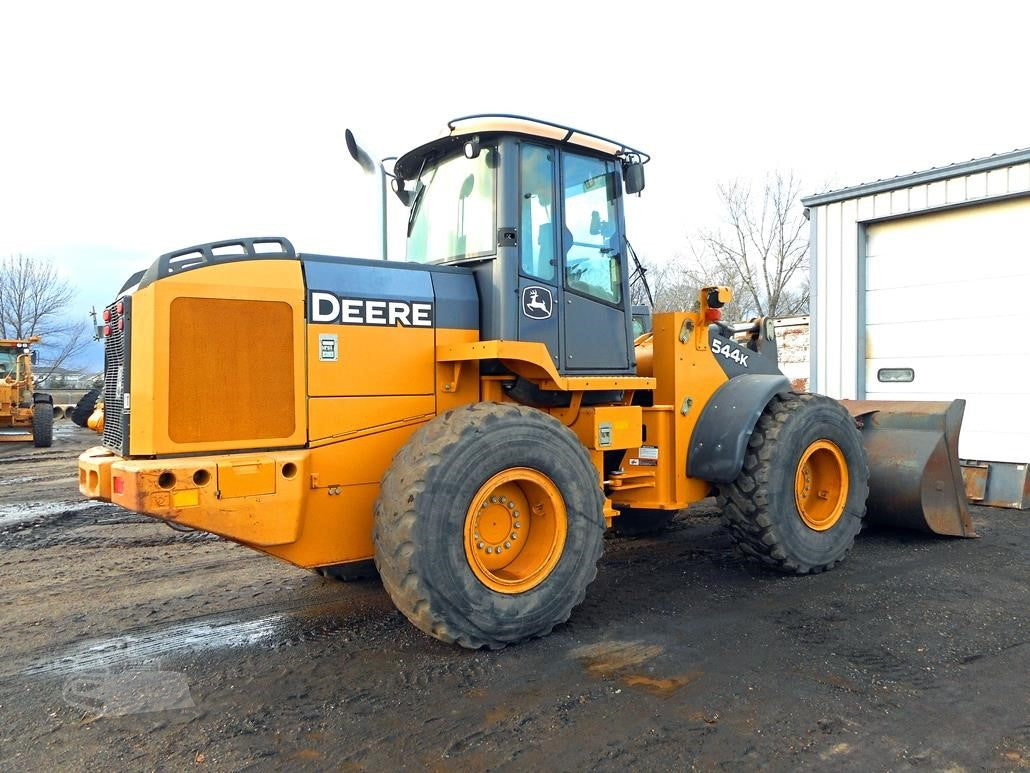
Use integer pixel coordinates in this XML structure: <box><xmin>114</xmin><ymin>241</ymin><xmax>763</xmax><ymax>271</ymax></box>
<box><xmin>516</xmin><ymin>142</ymin><xmax>562</xmax><ymax>369</ymax></box>
<box><xmin>559</xmin><ymin>151</ymin><xmax>632</xmax><ymax>373</ymax></box>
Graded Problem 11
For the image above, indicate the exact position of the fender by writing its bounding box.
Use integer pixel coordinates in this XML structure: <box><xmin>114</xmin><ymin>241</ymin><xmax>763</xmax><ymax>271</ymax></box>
<box><xmin>687</xmin><ymin>374</ymin><xmax>790</xmax><ymax>483</ymax></box>
<box><xmin>32</xmin><ymin>392</ymin><xmax>53</xmax><ymax>405</ymax></box>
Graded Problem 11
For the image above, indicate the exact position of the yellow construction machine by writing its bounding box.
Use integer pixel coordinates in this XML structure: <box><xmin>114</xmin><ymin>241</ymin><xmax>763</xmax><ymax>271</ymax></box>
<box><xmin>79</xmin><ymin>115</ymin><xmax>972</xmax><ymax>648</ymax></box>
<box><xmin>0</xmin><ymin>337</ymin><xmax>54</xmax><ymax>447</ymax></box>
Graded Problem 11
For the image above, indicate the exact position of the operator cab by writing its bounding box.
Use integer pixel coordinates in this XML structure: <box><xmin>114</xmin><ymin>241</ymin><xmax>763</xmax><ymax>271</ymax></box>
<box><xmin>393</xmin><ymin>115</ymin><xmax>649</xmax><ymax>376</ymax></box>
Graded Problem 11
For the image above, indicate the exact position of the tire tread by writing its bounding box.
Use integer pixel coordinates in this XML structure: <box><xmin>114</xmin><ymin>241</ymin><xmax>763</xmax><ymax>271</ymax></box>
<box><xmin>717</xmin><ymin>392</ymin><xmax>868</xmax><ymax>575</ymax></box>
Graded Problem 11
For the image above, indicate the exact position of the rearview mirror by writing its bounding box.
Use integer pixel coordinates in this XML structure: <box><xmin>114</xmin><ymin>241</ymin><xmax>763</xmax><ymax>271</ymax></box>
<box><xmin>624</xmin><ymin>162</ymin><xmax>645</xmax><ymax>195</ymax></box>
<box><xmin>391</xmin><ymin>177</ymin><xmax>414</xmax><ymax>207</ymax></box>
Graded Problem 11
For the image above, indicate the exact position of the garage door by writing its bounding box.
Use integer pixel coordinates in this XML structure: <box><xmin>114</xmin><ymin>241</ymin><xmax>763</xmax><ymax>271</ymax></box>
<box><xmin>864</xmin><ymin>196</ymin><xmax>1030</xmax><ymax>463</ymax></box>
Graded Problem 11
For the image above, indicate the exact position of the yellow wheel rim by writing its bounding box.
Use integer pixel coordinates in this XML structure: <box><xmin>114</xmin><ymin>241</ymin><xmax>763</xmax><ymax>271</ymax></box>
<box><xmin>463</xmin><ymin>468</ymin><xmax>567</xmax><ymax>594</ymax></box>
<box><xmin>794</xmin><ymin>440</ymin><xmax>849</xmax><ymax>531</ymax></box>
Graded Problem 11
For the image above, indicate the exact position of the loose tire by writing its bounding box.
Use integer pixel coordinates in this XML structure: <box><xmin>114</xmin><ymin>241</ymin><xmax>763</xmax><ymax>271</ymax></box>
<box><xmin>314</xmin><ymin>560</ymin><xmax>379</xmax><ymax>583</ymax></box>
<box><xmin>374</xmin><ymin>402</ymin><xmax>605</xmax><ymax>649</ymax></box>
<box><xmin>613</xmin><ymin>507</ymin><xmax>677</xmax><ymax>537</ymax></box>
<box><xmin>71</xmin><ymin>387</ymin><xmax>101</xmax><ymax>428</ymax></box>
<box><xmin>719</xmin><ymin>392</ymin><xmax>869</xmax><ymax>574</ymax></box>
<box><xmin>32</xmin><ymin>402</ymin><xmax>54</xmax><ymax>448</ymax></box>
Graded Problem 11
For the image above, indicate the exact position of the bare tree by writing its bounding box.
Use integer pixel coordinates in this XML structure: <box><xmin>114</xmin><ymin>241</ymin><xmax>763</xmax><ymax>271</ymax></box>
<box><xmin>0</xmin><ymin>254</ymin><xmax>90</xmax><ymax>376</ymax></box>
<box><xmin>692</xmin><ymin>172</ymin><xmax>810</xmax><ymax>319</ymax></box>
<box><xmin>631</xmin><ymin>258</ymin><xmax>699</xmax><ymax>312</ymax></box>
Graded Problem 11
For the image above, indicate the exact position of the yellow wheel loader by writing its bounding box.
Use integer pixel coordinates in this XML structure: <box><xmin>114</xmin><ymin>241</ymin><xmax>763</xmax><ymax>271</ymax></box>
<box><xmin>79</xmin><ymin>115</ymin><xmax>972</xmax><ymax>649</ymax></box>
<box><xmin>0</xmin><ymin>337</ymin><xmax>54</xmax><ymax>447</ymax></box>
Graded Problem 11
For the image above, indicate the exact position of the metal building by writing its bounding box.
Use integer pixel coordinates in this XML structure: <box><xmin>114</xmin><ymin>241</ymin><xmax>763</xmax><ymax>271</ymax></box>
<box><xmin>802</xmin><ymin>148</ymin><xmax>1030</xmax><ymax>508</ymax></box>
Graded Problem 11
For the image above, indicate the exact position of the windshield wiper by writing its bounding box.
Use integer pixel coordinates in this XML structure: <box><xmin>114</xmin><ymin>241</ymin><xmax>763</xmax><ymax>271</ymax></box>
<box><xmin>406</xmin><ymin>183</ymin><xmax>427</xmax><ymax>237</ymax></box>
<box><xmin>406</xmin><ymin>156</ymin><xmax>431</xmax><ymax>237</ymax></box>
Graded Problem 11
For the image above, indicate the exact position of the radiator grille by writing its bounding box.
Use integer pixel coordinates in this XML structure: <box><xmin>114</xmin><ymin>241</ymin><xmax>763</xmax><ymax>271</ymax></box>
<box><xmin>168</xmin><ymin>297</ymin><xmax>294</xmax><ymax>443</ymax></box>
<box><xmin>101</xmin><ymin>298</ymin><xmax>129</xmax><ymax>454</ymax></box>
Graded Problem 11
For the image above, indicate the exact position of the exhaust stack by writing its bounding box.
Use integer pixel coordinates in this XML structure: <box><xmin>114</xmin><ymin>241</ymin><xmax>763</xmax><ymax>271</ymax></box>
<box><xmin>345</xmin><ymin>128</ymin><xmax>389</xmax><ymax>260</ymax></box>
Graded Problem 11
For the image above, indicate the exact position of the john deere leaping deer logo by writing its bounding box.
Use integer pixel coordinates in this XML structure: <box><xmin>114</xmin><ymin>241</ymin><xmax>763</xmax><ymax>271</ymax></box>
<box><xmin>522</xmin><ymin>286</ymin><xmax>553</xmax><ymax>320</ymax></box>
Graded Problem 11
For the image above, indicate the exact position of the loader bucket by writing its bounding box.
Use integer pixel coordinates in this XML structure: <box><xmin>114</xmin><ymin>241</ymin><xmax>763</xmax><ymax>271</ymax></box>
<box><xmin>839</xmin><ymin>399</ymin><xmax>975</xmax><ymax>538</ymax></box>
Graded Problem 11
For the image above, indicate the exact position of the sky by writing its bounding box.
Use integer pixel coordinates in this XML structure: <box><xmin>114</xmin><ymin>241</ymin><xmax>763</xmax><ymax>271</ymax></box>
<box><xmin>2</xmin><ymin>0</ymin><xmax>1028</xmax><ymax>370</ymax></box>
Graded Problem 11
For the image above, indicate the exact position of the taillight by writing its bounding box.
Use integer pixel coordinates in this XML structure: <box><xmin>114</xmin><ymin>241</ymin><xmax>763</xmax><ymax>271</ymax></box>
<box><xmin>117</xmin><ymin>319</ymin><xmax>124</xmax><ymax>332</ymax></box>
<box><xmin>113</xmin><ymin>477</ymin><xmax>124</xmax><ymax>494</ymax></box>
<box><xmin>116</xmin><ymin>300</ymin><xmax>124</xmax><ymax>315</ymax></box>
<box><xmin>102</xmin><ymin>309</ymin><xmax>111</xmax><ymax>322</ymax></box>
<box><xmin>103</xmin><ymin>325</ymin><xmax>111</xmax><ymax>337</ymax></box>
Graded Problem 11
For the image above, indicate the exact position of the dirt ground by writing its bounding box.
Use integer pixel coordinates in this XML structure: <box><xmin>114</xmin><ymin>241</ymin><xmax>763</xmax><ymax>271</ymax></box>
<box><xmin>0</xmin><ymin>426</ymin><xmax>1027</xmax><ymax>771</ymax></box>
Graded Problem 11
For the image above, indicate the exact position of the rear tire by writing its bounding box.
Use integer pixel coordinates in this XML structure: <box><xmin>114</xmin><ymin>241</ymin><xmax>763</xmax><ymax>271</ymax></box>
<box><xmin>612</xmin><ymin>507</ymin><xmax>676</xmax><ymax>537</ymax></box>
<box><xmin>719</xmin><ymin>392</ymin><xmax>868</xmax><ymax>574</ymax></box>
<box><xmin>374</xmin><ymin>402</ymin><xmax>605</xmax><ymax>649</ymax></box>
<box><xmin>71</xmin><ymin>387</ymin><xmax>101</xmax><ymax>428</ymax></box>
<box><xmin>314</xmin><ymin>560</ymin><xmax>379</xmax><ymax>582</ymax></box>
<box><xmin>32</xmin><ymin>402</ymin><xmax>54</xmax><ymax>447</ymax></box>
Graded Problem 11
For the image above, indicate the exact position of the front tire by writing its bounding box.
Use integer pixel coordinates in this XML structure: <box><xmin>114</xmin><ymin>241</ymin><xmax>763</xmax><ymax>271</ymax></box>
<box><xmin>719</xmin><ymin>392</ymin><xmax>868</xmax><ymax>574</ymax></box>
<box><xmin>32</xmin><ymin>402</ymin><xmax>54</xmax><ymax>448</ymax></box>
<box><xmin>373</xmin><ymin>402</ymin><xmax>605</xmax><ymax>649</ymax></box>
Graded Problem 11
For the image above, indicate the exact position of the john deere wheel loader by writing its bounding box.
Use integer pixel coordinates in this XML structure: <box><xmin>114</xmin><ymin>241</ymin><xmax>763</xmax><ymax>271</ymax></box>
<box><xmin>80</xmin><ymin>115</ymin><xmax>973</xmax><ymax>649</ymax></box>
<box><xmin>1</xmin><ymin>337</ymin><xmax>54</xmax><ymax>447</ymax></box>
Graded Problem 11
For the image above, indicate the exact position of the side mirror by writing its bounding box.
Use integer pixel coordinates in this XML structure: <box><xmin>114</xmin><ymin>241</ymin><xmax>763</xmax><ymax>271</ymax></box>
<box><xmin>458</xmin><ymin>174</ymin><xmax>475</xmax><ymax>200</ymax></box>
<box><xmin>624</xmin><ymin>162</ymin><xmax>645</xmax><ymax>195</ymax></box>
<box><xmin>30</xmin><ymin>350</ymin><xmax>38</xmax><ymax>365</ymax></box>
<box><xmin>391</xmin><ymin>178</ymin><xmax>414</xmax><ymax>207</ymax></box>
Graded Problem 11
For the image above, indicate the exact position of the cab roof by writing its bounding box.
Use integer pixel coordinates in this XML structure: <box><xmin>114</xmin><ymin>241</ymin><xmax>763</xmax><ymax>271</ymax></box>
<box><xmin>393</xmin><ymin>114</ymin><xmax>650</xmax><ymax>181</ymax></box>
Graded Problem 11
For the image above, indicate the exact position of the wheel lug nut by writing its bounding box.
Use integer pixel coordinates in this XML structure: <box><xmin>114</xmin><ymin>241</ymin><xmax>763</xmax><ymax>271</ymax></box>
<box><xmin>490</xmin><ymin>496</ymin><xmax>498</xmax><ymax>504</ymax></box>
<box><xmin>486</xmin><ymin>547</ymin><xmax>493</xmax><ymax>554</ymax></box>
<box><xmin>504</xmin><ymin>541</ymin><xmax>511</xmax><ymax>549</ymax></box>
<box><xmin>510</xmin><ymin>533</ymin><xmax>517</xmax><ymax>540</ymax></box>
<box><xmin>507</xmin><ymin>502</ymin><xmax>515</xmax><ymax>510</ymax></box>
<box><xmin>500</xmin><ymin>496</ymin><xmax>507</xmax><ymax>504</ymax></box>
<box><xmin>513</xmin><ymin>521</ymin><xmax>520</xmax><ymax>529</ymax></box>
<box><xmin>478</xmin><ymin>542</ymin><xmax>485</xmax><ymax>550</ymax></box>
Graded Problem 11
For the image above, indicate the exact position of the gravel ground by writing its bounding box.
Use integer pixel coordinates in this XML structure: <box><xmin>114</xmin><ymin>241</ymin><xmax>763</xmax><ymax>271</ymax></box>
<box><xmin>0</xmin><ymin>425</ymin><xmax>1027</xmax><ymax>771</ymax></box>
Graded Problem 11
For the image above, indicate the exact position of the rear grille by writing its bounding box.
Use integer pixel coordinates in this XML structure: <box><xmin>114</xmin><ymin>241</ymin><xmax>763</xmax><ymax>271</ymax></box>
<box><xmin>101</xmin><ymin>298</ymin><xmax>130</xmax><ymax>454</ymax></box>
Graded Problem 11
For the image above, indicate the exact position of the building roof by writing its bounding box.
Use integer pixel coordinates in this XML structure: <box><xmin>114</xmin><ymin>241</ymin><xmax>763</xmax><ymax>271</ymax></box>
<box><xmin>801</xmin><ymin>146</ymin><xmax>1030</xmax><ymax>207</ymax></box>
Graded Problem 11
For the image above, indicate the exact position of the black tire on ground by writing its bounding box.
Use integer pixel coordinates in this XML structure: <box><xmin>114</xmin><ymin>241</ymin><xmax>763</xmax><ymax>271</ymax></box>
<box><xmin>71</xmin><ymin>387</ymin><xmax>101</xmax><ymax>428</ymax></box>
<box><xmin>314</xmin><ymin>560</ymin><xmax>379</xmax><ymax>582</ymax></box>
<box><xmin>373</xmin><ymin>402</ymin><xmax>606</xmax><ymax>649</ymax></box>
<box><xmin>32</xmin><ymin>402</ymin><xmax>54</xmax><ymax>448</ymax></box>
<box><xmin>612</xmin><ymin>507</ymin><xmax>677</xmax><ymax>537</ymax></box>
<box><xmin>718</xmin><ymin>392</ymin><xmax>869</xmax><ymax>575</ymax></box>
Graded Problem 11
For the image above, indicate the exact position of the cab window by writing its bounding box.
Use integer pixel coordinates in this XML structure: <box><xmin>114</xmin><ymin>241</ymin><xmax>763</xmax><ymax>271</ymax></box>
<box><xmin>407</xmin><ymin>148</ymin><xmax>497</xmax><ymax>263</ymax></box>
<box><xmin>520</xmin><ymin>144</ymin><xmax>556</xmax><ymax>282</ymax></box>
<box><xmin>562</xmin><ymin>152</ymin><xmax>621</xmax><ymax>304</ymax></box>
